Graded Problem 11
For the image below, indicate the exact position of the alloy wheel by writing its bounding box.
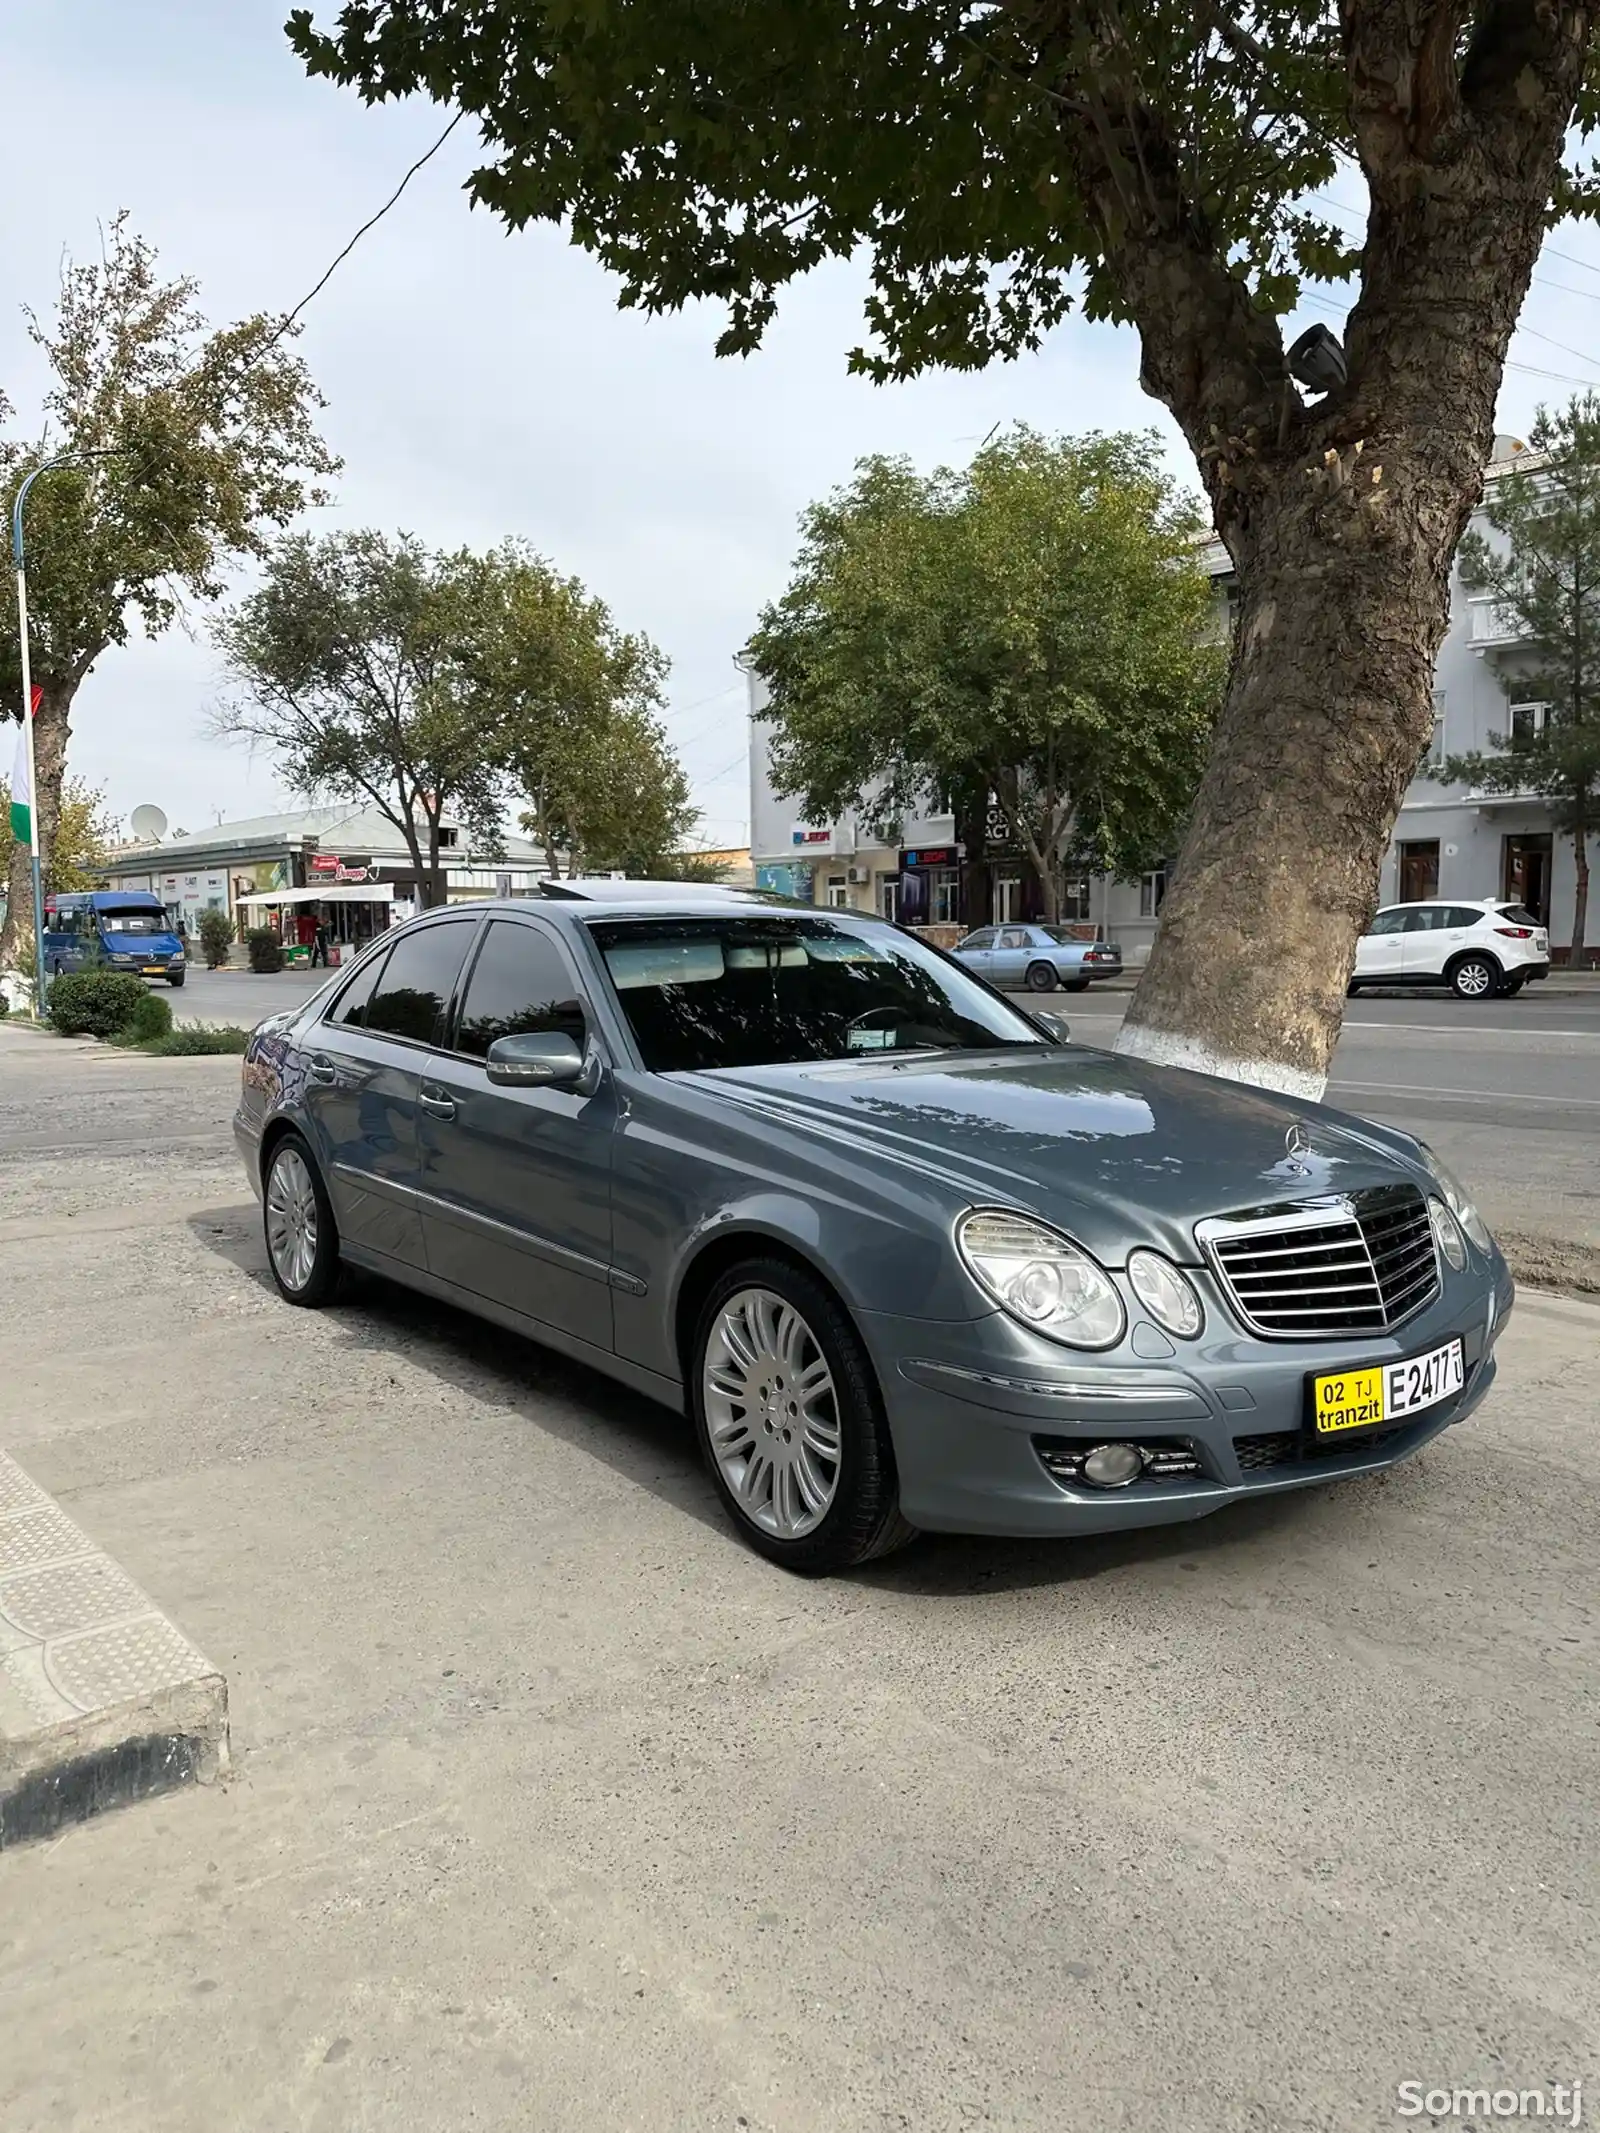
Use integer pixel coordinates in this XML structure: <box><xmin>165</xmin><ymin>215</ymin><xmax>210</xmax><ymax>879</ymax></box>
<box><xmin>266</xmin><ymin>1146</ymin><xmax>319</xmax><ymax>1293</ymax></box>
<box><xmin>1454</xmin><ymin>958</ymin><xmax>1493</xmax><ymax>999</ymax></box>
<box><xmin>702</xmin><ymin>1287</ymin><xmax>842</xmax><ymax>1539</ymax></box>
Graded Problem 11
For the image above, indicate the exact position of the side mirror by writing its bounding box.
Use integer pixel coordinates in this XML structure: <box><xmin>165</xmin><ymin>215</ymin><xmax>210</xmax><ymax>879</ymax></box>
<box><xmin>485</xmin><ymin>1031</ymin><xmax>586</xmax><ymax>1088</ymax></box>
<box><xmin>1033</xmin><ymin>1010</ymin><xmax>1071</xmax><ymax>1045</ymax></box>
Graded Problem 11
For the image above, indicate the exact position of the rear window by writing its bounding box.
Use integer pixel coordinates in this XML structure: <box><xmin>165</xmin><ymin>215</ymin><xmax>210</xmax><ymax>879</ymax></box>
<box><xmin>362</xmin><ymin>921</ymin><xmax>476</xmax><ymax>1045</ymax></box>
<box><xmin>1497</xmin><ymin>905</ymin><xmax>1542</xmax><ymax>927</ymax></box>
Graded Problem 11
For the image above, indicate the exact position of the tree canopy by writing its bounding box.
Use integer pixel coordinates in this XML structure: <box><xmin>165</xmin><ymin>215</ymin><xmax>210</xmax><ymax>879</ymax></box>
<box><xmin>215</xmin><ymin>529</ymin><xmax>681</xmax><ymax>900</ymax></box>
<box><xmin>752</xmin><ymin>429</ymin><xmax>1222</xmax><ymax>921</ymax></box>
<box><xmin>0</xmin><ymin>214</ymin><xmax>337</xmax><ymax>962</ymax></box>
<box><xmin>1443</xmin><ymin>394</ymin><xmax>1600</xmax><ymax>963</ymax></box>
<box><xmin>0</xmin><ymin>774</ymin><xmax>115</xmax><ymax>896</ymax></box>
<box><xmin>289</xmin><ymin>1</ymin><xmax>1600</xmax><ymax>1092</ymax></box>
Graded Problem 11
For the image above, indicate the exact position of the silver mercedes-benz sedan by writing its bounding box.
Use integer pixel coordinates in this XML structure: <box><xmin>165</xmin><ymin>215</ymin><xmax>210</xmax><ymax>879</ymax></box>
<box><xmin>235</xmin><ymin>889</ymin><xmax>1511</xmax><ymax>1574</ymax></box>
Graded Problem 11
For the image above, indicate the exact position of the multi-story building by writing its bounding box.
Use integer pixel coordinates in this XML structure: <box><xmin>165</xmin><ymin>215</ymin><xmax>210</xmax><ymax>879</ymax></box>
<box><xmin>745</xmin><ymin>437</ymin><xmax>1597</xmax><ymax>964</ymax></box>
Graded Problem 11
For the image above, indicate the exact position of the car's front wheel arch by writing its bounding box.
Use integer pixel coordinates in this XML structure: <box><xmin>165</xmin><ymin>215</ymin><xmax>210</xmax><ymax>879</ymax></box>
<box><xmin>687</xmin><ymin>1250</ymin><xmax>914</xmax><ymax>1572</ymax></box>
<box><xmin>673</xmin><ymin>1226</ymin><xmax>849</xmax><ymax>1398</ymax></box>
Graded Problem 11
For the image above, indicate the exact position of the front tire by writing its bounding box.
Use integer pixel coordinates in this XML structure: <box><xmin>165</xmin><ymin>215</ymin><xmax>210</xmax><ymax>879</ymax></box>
<box><xmin>691</xmin><ymin>1259</ymin><xmax>914</xmax><ymax>1575</ymax></box>
<box><xmin>167</xmin><ymin>970</ymin><xmax>185</xmax><ymax>987</ymax></box>
<box><xmin>1025</xmin><ymin>961</ymin><xmax>1058</xmax><ymax>993</ymax></box>
<box><xmin>263</xmin><ymin>1135</ymin><xmax>341</xmax><ymax>1306</ymax></box>
<box><xmin>1449</xmin><ymin>954</ymin><xmax>1498</xmax><ymax>1001</ymax></box>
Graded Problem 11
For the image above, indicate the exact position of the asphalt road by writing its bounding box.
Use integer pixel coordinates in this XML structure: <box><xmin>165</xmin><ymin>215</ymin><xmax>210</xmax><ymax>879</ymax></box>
<box><xmin>0</xmin><ymin>1025</ymin><xmax>1595</xmax><ymax>2132</ymax></box>
<box><xmin>172</xmin><ymin>966</ymin><xmax>1600</xmax><ymax>1270</ymax></box>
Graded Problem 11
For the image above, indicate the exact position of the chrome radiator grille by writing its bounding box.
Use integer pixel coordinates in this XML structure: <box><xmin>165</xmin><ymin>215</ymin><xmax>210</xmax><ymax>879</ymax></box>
<box><xmin>1201</xmin><ymin>1187</ymin><xmax>1439</xmax><ymax>1340</ymax></box>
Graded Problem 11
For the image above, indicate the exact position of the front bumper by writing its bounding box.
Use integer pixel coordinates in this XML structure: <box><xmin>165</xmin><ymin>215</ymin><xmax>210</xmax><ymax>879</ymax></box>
<box><xmin>859</xmin><ymin>1260</ymin><xmax>1513</xmax><ymax>1538</ymax></box>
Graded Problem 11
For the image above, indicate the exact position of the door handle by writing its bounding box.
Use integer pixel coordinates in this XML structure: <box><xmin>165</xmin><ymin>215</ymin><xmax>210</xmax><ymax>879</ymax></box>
<box><xmin>419</xmin><ymin>1085</ymin><xmax>456</xmax><ymax>1119</ymax></box>
<box><xmin>307</xmin><ymin>1054</ymin><xmax>337</xmax><ymax>1085</ymax></box>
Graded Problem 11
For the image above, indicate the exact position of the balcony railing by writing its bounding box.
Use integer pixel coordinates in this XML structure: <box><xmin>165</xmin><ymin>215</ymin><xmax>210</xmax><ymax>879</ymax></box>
<box><xmin>1467</xmin><ymin>597</ymin><xmax>1528</xmax><ymax>648</ymax></box>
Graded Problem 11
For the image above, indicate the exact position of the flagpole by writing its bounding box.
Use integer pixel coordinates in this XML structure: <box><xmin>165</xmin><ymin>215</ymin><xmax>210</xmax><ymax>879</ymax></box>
<box><xmin>11</xmin><ymin>468</ymin><xmax>48</xmax><ymax>1019</ymax></box>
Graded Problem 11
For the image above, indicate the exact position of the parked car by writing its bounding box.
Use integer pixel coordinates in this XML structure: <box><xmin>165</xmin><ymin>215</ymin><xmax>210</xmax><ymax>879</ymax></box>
<box><xmin>955</xmin><ymin>923</ymin><xmax>1124</xmax><ymax>992</ymax></box>
<box><xmin>42</xmin><ymin>891</ymin><xmax>187</xmax><ymax>986</ymax></box>
<box><xmin>1350</xmin><ymin>899</ymin><xmax>1549</xmax><ymax>999</ymax></box>
<box><xmin>236</xmin><ymin>892</ymin><xmax>1510</xmax><ymax>1574</ymax></box>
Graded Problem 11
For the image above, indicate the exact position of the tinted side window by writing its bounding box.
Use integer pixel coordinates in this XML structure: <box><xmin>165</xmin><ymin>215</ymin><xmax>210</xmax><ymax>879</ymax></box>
<box><xmin>364</xmin><ymin>922</ymin><xmax>475</xmax><ymax>1046</ymax></box>
<box><xmin>327</xmin><ymin>947</ymin><xmax>390</xmax><ymax>1028</ymax></box>
<box><xmin>1447</xmin><ymin>906</ymin><xmax>1485</xmax><ymax>928</ymax></box>
<box><xmin>455</xmin><ymin>921</ymin><xmax>586</xmax><ymax>1059</ymax></box>
<box><xmin>962</xmin><ymin>930</ymin><xmax>995</xmax><ymax>951</ymax></box>
<box><xmin>1407</xmin><ymin>907</ymin><xmax>1451</xmax><ymax>932</ymax></box>
<box><xmin>1368</xmin><ymin>909</ymin><xmax>1409</xmax><ymax>936</ymax></box>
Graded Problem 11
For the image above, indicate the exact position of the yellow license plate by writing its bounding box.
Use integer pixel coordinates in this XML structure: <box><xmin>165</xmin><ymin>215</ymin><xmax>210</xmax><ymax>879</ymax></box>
<box><xmin>1311</xmin><ymin>1339</ymin><xmax>1464</xmax><ymax>1435</ymax></box>
<box><xmin>141</xmin><ymin>966</ymin><xmax>165</xmax><ymax>975</ymax></box>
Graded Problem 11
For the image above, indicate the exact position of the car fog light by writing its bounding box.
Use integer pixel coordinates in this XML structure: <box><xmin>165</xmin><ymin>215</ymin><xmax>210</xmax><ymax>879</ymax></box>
<box><xmin>1428</xmin><ymin>1197</ymin><xmax>1466</xmax><ymax>1272</ymax></box>
<box><xmin>1126</xmin><ymin>1249</ymin><xmax>1204</xmax><ymax>1338</ymax></box>
<box><xmin>1081</xmin><ymin>1442</ymin><xmax>1145</xmax><ymax>1489</ymax></box>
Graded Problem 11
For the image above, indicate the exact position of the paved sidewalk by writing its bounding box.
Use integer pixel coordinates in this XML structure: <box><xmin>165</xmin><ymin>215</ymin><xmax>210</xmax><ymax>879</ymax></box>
<box><xmin>1</xmin><ymin>1041</ymin><xmax>1596</xmax><ymax>2132</ymax></box>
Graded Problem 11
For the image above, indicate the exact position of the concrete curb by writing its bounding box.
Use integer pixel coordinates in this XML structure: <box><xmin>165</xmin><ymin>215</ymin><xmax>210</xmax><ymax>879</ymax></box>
<box><xmin>0</xmin><ymin>1450</ymin><xmax>228</xmax><ymax>1849</ymax></box>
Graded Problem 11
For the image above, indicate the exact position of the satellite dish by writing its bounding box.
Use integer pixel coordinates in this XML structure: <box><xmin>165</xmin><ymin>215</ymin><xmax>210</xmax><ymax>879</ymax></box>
<box><xmin>129</xmin><ymin>804</ymin><xmax>168</xmax><ymax>843</ymax></box>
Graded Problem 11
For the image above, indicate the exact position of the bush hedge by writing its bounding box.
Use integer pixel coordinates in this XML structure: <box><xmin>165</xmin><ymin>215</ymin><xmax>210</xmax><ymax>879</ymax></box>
<box><xmin>142</xmin><ymin>1022</ymin><xmax>251</xmax><ymax>1055</ymax></box>
<box><xmin>245</xmin><ymin>927</ymin><xmax>285</xmax><ymax>974</ymax></box>
<box><xmin>120</xmin><ymin>989</ymin><xmax>174</xmax><ymax>1045</ymax></box>
<box><xmin>198</xmin><ymin>907</ymin><xmax>235</xmax><ymax>969</ymax></box>
<box><xmin>47</xmin><ymin>969</ymin><xmax>149</xmax><ymax>1038</ymax></box>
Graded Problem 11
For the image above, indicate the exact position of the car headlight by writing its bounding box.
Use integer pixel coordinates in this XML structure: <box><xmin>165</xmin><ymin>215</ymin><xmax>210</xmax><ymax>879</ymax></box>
<box><xmin>1418</xmin><ymin>1147</ymin><xmax>1493</xmax><ymax>1254</ymax></box>
<box><xmin>1428</xmin><ymin>1199</ymin><xmax>1467</xmax><ymax>1273</ymax></box>
<box><xmin>1126</xmin><ymin>1249</ymin><xmax>1205</xmax><ymax>1338</ymax></box>
<box><xmin>956</xmin><ymin>1209</ymin><xmax>1126</xmax><ymax>1350</ymax></box>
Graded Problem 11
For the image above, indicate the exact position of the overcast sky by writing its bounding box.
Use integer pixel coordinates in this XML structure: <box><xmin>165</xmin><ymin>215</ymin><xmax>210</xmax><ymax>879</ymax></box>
<box><xmin>8</xmin><ymin>2</ymin><xmax>1600</xmax><ymax>848</ymax></box>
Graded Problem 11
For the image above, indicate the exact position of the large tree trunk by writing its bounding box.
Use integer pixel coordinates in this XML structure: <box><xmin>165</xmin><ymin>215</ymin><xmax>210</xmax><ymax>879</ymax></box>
<box><xmin>1049</xmin><ymin>0</ymin><xmax>1596</xmax><ymax>1094</ymax></box>
<box><xmin>1573</xmin><ymin>816</ymin><xmax>1592</xmax><ymax>970</ymax></box>
<box><xmin>1</xmin><ymin>679</ymin><xmax>75</xmax><ymax>969</ymax></box>
<box><xmin>1118</xmin><ymin>461</ymin><xmax>1447</xmax><ymax>1094</ymax></box>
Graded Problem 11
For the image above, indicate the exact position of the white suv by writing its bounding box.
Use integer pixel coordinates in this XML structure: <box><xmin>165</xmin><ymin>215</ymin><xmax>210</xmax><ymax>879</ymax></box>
<box><xmin>1350</xmin><ymin>898</ymin><xmax>1550</xmax><ymax>999</ymax></box>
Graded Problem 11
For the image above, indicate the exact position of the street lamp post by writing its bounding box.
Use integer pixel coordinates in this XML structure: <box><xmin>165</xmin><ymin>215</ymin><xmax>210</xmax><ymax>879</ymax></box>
<box><xmin>10</xmin><ymin>450</ymin><xmax>127</xmax><ymax>1017</ymax></box>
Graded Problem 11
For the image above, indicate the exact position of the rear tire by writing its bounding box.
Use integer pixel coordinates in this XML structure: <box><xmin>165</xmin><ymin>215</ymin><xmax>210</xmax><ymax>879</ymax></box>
<box><xmin>1499</xmin><ymin>972</ymin><xmax>1526</xmax><ymax>997</ymax></box>
<box><xmin>263</xmin><ymin>1134</ymin><xmax>342</xmax><ymax>1307</ymax></box>
<box><xmin>1449</xmin><ymin>954</ymin><xmax>1498</xmax><ymax>1001</ymax></box>
<box><xmin>1025</xmin><ymin>961</ymin><xmax>1058</xmax><ymax>993</ymax></box>
<box><xmin>691</xmin><ymin>1257</ymin><xmax>915</xmax><ymax>1575</ymax></box>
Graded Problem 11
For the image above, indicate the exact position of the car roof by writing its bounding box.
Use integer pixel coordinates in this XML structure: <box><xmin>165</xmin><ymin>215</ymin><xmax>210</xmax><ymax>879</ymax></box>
<box><xmin>453</xmin><ymin>887</ymin><xmax>856</xmax><ymax>925</ymax></box>
<box><xmin>1385</xmin><ymin>897</ymin><xmax>1503</xmax><ymax>909</ymax></box>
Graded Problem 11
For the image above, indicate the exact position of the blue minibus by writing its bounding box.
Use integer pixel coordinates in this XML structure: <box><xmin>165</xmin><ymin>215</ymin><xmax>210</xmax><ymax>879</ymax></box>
<box><xmin>43</xmin><ymin>891</ymin><xmax>187</xmax><ymax>985</ymax></box>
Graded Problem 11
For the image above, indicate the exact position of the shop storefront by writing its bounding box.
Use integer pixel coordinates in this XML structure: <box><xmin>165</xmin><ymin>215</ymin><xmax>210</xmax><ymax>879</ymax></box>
<box><xmin>234</xmin><ymin>881</ymin><xmax>396</xmax><ymax>961</ymax></box>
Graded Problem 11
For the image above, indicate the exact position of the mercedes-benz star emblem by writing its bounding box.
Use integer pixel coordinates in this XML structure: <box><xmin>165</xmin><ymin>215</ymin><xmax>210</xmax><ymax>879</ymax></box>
<box><xmin>1283</xmin><ymin>1122</ymin><xmax>1313</xmax><ymax>1176</ymax></box>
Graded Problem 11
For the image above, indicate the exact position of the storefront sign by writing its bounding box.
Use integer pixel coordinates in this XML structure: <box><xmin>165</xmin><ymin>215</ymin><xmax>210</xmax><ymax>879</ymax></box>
<box><xmin>899</xmin><ymin>846</ymin><xmax>961</xmax><ymax>869</ymax></box>
<box><xmin>308</xmin><ymin>853</ymin><xmax>340</xmax><ymax>875</ymax></box>
<box><xmin>791</xmin><ymin>827</ymin><xmax>832</xmax><ymax>847</ymax></box>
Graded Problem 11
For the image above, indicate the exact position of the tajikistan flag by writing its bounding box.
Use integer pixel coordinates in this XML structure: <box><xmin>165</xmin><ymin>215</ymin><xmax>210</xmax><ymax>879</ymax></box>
<box><xmin>9</xmin><ymin>686</ymin><xmax>40</xmax><ymax>844</ymax></box>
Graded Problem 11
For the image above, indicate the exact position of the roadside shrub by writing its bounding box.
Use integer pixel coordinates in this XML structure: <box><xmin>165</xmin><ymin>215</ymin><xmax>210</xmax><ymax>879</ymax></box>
<box><xmin>0</xmin><ymin>992</ymin><xmax>8</xmax><ymax>1018</ymax></box>
<box><xmin>121</xmin><ymin>989</ymin><xmax>174</xmax><ymax>1045</ymax></box>
<box><xmin>245</xmin><ymin>927</ymin><xmax>284</xmax><ymax>974</ymax></box>
<box><xmin>47</xmin><ymin>969</ymin><xmax>148</xmax><ymax>1038</ymax></box>
<box><xmin>140</xmin><ymin>1022</ymin><xmax>251</xmax><ymax>1056</ymax></box>
<box><xmin>198</xmin><ymin>907</ymin><xmax>235</xmax><ymax>969</ymax></box>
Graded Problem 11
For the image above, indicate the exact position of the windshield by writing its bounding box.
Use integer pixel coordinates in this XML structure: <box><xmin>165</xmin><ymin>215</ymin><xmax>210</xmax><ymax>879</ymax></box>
<box><xmin>590</xmin><ymin>915</ymin><xmax>1048</xmax><ymax>1073</ymax></box>
<box><xmin>100</xmin><ymin>909</ymin><xmax>173</xmax><ymax>935</ymax></box>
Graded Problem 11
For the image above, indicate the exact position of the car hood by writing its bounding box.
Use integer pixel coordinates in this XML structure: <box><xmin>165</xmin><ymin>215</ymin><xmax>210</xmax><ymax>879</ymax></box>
<box><xmin>693</xmin><ymin>1045</ymin><xmax>1421</xmax><ymax>1263</ymax></box>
